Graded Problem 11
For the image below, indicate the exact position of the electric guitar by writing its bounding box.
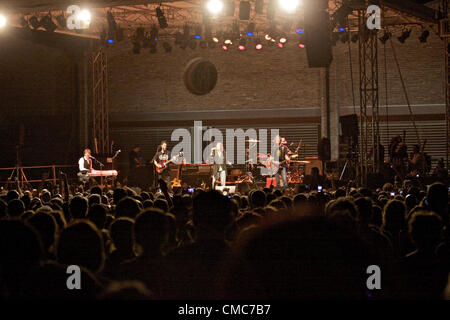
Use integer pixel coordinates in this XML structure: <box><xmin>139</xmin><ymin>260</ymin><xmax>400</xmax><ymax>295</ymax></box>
<box><xmin>155</xmin><ymin>152</ymin><xmax>184</xmax><ymax>174</ymax></box>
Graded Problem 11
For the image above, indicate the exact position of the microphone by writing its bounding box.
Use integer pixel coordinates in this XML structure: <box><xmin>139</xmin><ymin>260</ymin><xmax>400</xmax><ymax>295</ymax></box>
<box><xmin>89</xmin><ymin>156</ymin><xmax>96</xmax><ymax>160</ymax></box>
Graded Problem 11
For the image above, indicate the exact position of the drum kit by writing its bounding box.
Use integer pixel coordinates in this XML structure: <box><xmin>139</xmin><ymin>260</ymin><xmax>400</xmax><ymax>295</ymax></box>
<box><xmin>232</xmin><ymin>138</ymin><xmax>310</xmax><ymax>184</ymax></box>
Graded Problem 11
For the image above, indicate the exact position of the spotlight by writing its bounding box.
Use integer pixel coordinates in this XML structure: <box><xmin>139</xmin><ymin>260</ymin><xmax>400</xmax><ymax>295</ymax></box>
<box><xmin>224</xmin><ymin>39</ymin><xmax>232</xmax><ymax>45</ymax></box>
<box><xmin>298</xmin><ymin>43</ymin><xmax>305</xmax><ymax>48</ymax></box>
<box><xmin>338</xmin><ymin>27</ymin><xmax>346</xmax><ymax>32</ymax></box>
<box><xmin>194</xmin><ymin>35</ymin><xmax>202</xmax><ymax>39</ymax></box>
<box><xmin>40</xmin><ymin>15</ymin><xmax>57</xmax><ymax>32</ymax></box>
<box><xmin>397</xmin><ymin>29</ymin><xmax>411</xmax><ymax>43</ymax></box>
<box><xmin>265</xmin><ymin>34</ymin><xmax>271</xmax><ymax>41</ymax></box>
<box><xmin>277</xmin><ymin>42</ymin><xmax>284</xmax><ymax>48</ymax></box>
<box><xmin>29</xmin><ymin>16</ymin><xmax>41</xmax><ymax>29</ymax></box>
<box><xmin>238</xmin><ymin>38</ymin><xmax>246</xmax><ymax>50</ymax></box>
<box><xmin>150</xmin><ymin>25</ymin><xmax>159</xmax><ymax>42</ymax></box>
<box><xmin>221</xmin><ymin>44</ymin><xmax>228</xmax><ymax>50</ymax></box>
<box><xmin>163</xmin><ymin>41</ymin><xmax>172</xmax><ymax>52</ymax></box>
<box><xmin>0</xmin><ymin>14</ymin><xmax>6</xmax><ymax>28</ymax></box>
<box><xmin>296</xmin><ymin>28</ymin><xmax>304</xmax><ymax>34</ymax></box>
<box><xmin>207</xmin><ymin>0</ymin><xmax>224</xmax><ymax>14</ymax></box>
<box><xmin>419</xmin><ymin>30</ymin><xmax>430</xmax><ymax>43</ymax></box>
<box><xmin>212</xmin><ymin>37</ymin><xmax>219</xmax><ymax>43</ymax></box>
<box><xmin>279</xmin><ymin>37</ymin><xmax>287</xmax><ymax>44</ymax></box>
<box><xmin>200</xmin><ymin>41</ymin><xmax>207</xmax><ymax>49</ymax></box>
<box><xmin>351</xmin><ymin>33</ymin><xmax>359</xmax><ymax>43</ymax></box>
<box><xmin>247</xmin><ymin>22</ymin><xmax>255</xmax><ymax>36</ymax></box>
<box><xmin>379</xmin><ymin>30</ymin><xmax>390</xmax><ymax>44</ymax></box>
<box><xmin>132</xmin><ymin>41</ymin><xmax>141</xmax><ymax>54</ymax></box>
<box><xmin>279</xmin><ymin>0</ymin><xmax>301</xmax><ymax>13</ymax></box>
<box><xmin>78</xmin><ymin>9</ymin><xmax>91</xmax><ymax>29</ymax></box>
<box><xmin>156</xmin><ymin>7</ymin><xmax>168</xmax><ymax>29</ymax></box>
<box><xmin>107</xmin><ymin>38</ymin><xmax>114</xmax><ymax>44</ymax></box>
<box><xmin>255</xmin><ymin>37</ymin><xmax>263</xmax><ymax>50</ymax></box>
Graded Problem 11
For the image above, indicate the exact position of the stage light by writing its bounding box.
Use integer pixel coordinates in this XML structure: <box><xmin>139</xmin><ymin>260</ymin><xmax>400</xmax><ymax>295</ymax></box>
<box><xmin>379</xmin><ymin>30</ymin><xmax>390</xmax><ymax>44</ymax></box>
<box><xmin>221</xmin><ymin>44</ymin><xmax>228</xmax><ymax>50</ymax></box>
<box><xmin>194</xmin><ymin>35</ymin><xmax>202</xmax><ymax>39</ymax></box>
<box><xmin>351</xmin><ymin>33</ymin><xmax>359</xmax><ymax>43</ymax></box>
<box><xmin>156</xmin><ymin>7</ymin><xmax>168</xmax><ymax>29</ymax></box>
<box><xmin>279</xmin><ymin>0</ymin><xmax>301</xmax><ymax>13</ymax></box>
<box><xmin>207</xmin><ymin>0</ymin><xmax>224</xmax><ymax>14</ymax></box>
<box><xmin>296</xmin><ymin>28</ymin><xmax>303</xmax><ymax>34</ymax></box>
<box><xmin>212</xmin><ymin>37</ymin><xmax>219</xmax><ymax>43</ymax></box>
<box><xmin>265</xmin><ymin>34</ymin><xmax>271</xmax><ymax>40</ymax></box>
<box><xmin>163</xmin><ymin>41</ymin><xmax>172</xmax><ymax>52</ymax></box>
<box><xmin>277</xmin><ymin>42</ymin><xmax>284</xmax><ymax>48</ymax></box>
<box><xmin>298</xmin><ymin>43</ymin><xmax>305</xmax><ymax>48</ymax></box>
<box><xmin>397</xmin><ymin>29</ymin><xmax>411</xmax><ymax>43</ymax></box>
<box><xmin>107</xmin><ymin>38</ymin><xmax>114</xmax><ymax>44</ymax></box>
<box><xmin>224</xmin><ymin>39</ymin><xmax>232</xmax><ymax>45</ymax></box>
<box><xmin>40</xmin><ymin>15</ymin><xmax>57</xmax><ymax>32</ymax></box>
<box><xmin>29</xmin><ymin>16</ymin><xmax>41</xmax><ymax>29</ymax></box>
<box><xmin>279</xmin><ymin>37</ymin><xmax>287</xmax><ymax>44</ymax></box>
<box><xmin>247</xmin><ymin>22</ymin><xmax>255</xmax><ymax>36</ymax></box>
<box><xmin>79</xmin><ymin>9</ymin><xmax>91</xmax><ymax>24</ymax></box>
<box><xmin>0</xmin><ymin>14</ymin><xmax>6</xmax><ymax>28</ymax></box>
<box><xmin>419</xmin><ymin>29</ymin><xmax>430</xmax><ymax>43</ymax></box>
<box><xmin>338</xmin><ymin>27</ymin><xmax>345</xmax><ymax>32</ymax></box>
<box><xmin>256</xmin><ymin>43</ymin><xmax>263</xmax><ymax>50</ymax></box>
<box><xmin>238</xmin><ymin>38</ymin><xmax>246</xmax><ymax>50</ymax></box>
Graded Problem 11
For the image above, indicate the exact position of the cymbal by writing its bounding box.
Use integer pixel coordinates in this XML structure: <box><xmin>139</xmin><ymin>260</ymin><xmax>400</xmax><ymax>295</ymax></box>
<box><xmin>246</xmin><ymin>139</ymin><xmax>260</xmax><ymax>142</ymax></box>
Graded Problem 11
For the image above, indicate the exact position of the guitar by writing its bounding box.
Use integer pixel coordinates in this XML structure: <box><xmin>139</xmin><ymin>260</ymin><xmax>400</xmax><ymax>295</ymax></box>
<box><xmin>155</xmin><ymin>152</ymin><xmax>184</xmax><ymax>174</ymax></box>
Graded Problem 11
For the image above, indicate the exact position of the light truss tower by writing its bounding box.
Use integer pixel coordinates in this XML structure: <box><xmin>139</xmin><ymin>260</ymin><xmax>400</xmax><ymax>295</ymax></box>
<box><xmin>443</xmin><ymin>0</ymin><xmax>450</xmax><ymax>171</ymax></box>
<box><xmin>92</xmin><ymin>49</ymin><xmax>110</xmax><ymax>155</ymax></box>
<box><xmin>358</xmin><ymin>9</ymin><xmax>380</xmax><ymax>186</ymax></box>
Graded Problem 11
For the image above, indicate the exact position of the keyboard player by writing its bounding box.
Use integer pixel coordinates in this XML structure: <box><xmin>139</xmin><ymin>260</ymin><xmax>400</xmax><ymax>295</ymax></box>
<box><xmin>77</xmin><ymin>148</ymin><xmax>96</xmax><ymax>187</ymax></box>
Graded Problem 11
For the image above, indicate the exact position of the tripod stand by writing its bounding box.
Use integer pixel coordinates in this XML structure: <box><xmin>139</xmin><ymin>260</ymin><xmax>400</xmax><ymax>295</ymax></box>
<box><xmin>8</xmin><ymin>145</ymin><xmax>30</xmax><ymax>190</ymax></box>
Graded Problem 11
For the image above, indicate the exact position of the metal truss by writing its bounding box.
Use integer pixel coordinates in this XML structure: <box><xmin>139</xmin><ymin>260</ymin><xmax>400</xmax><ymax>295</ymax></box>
<box><xmin>92</xmin><ymin>49</ymin><xmax>110</xmax><ymax>155</ymax></box>
<box><xmin>358</xmin><ymin>8</ymin><xmax>380</xmax><ymax>186</ymax></box>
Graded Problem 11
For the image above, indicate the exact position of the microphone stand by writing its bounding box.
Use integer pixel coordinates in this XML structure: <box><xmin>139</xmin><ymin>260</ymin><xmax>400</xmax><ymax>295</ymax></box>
<box><xmin>92</xmin><ymin>157</ymin><xmax>105</xmax><ymax>187</ymax></box>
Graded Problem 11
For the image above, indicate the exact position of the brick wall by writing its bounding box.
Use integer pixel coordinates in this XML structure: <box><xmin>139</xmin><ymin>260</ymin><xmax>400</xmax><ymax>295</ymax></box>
<box><xmin>107</xmin><ymin>29</ymin><xmax>445</xmax><ymax>114</ymax></box>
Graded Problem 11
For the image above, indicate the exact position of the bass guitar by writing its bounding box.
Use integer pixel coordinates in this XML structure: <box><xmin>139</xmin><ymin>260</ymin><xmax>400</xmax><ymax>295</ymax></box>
<box><xmin>155</xmin><ymin>152</ymin><xmax>184</xmax><ymax>174</ymax></box>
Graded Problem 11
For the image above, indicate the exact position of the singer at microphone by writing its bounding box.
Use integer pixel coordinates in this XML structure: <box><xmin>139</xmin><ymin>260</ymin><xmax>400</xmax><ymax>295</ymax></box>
<box><xmin>78</xmin><ymin>148</ymin><xmax>93</xmax><ymax>174</ymax></box>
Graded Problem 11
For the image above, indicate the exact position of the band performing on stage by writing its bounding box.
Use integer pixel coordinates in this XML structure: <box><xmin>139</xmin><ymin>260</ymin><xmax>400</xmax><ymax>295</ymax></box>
<box><xmin>76</xmin><ymin>132</ymin><xmax>444</xmax><ymax>193</ymax></box>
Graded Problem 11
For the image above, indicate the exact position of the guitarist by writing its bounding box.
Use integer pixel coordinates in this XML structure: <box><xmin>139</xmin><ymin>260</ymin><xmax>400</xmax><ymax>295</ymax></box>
<box><xmin>273</xmin><ymin>135</ymin><xmax>289</xmax><ymax>190</ymax></box>
<box><xmin>152</xmin><ymin>140</ymin><xmax>172</xmax><ymax>190</ymax></box>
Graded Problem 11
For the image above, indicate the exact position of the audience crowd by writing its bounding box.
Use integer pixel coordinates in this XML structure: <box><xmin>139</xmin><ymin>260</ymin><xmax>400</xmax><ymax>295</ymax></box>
<box><xmin>0</xmin><ymin>179</ymin><xmax>449</xmax><ymax>299</ymax></box>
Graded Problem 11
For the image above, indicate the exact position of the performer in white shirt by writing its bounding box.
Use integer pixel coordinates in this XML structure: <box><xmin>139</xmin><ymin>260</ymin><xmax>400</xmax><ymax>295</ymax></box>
<box><xmin>77</xmin><ymin>148</ymin><xmax>93</xmax><ymax>184</ymax></box>
<box><xmin>210</xmin><ymin>142</ymin><xmax>227</xmax><ymax>188</ymax></box>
